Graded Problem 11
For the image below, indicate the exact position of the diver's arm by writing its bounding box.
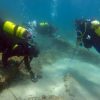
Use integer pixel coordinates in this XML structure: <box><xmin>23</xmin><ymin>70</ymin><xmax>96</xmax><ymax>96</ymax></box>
<box><xmin>24</xmin><ymin>56</ymin><xmax>32</xmax><ymax>72</ymax></box>
<box><xmin>83</xmin><ymin>38</ymin><xmax>93</xmax><ymax>48</ymax></box>
<box><xmin>82</xmin><ymin>32</ymin><xmax>93</xmax><ymax>49</ymax></box>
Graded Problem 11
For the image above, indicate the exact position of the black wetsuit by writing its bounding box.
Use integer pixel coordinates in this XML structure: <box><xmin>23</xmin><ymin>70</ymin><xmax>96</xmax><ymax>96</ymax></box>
<box><xmin>76</xmin><ymin>19</ymin><xmax>100</xmax><ymax>53</ymax></box>
<box><xmin>0</xmin><ymin>18</ymin><xmax>39</xmax><ymax>72</ymax></box>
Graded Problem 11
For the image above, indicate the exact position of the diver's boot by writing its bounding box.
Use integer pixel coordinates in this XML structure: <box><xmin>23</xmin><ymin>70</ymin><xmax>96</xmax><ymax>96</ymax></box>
<box><xmin>29</xmin><ymin>70</ymin><xmax>38</xmax><ymax>82</ymax></box>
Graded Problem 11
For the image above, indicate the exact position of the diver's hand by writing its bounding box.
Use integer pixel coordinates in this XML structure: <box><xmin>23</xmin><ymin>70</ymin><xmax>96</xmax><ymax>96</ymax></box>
<box><xmin>86</xmin><ymin>35</ymin><xmax>91</xmax><ymax>40</ymax></box>
<box><xmin>30</xmin><ymin>71</ymin><xmax>38</xmax><ymax>82</ymax></box>
<box><xmin>76</xmin><ymin>37</ymin><xmax>83</xmax><ymax>47</ymax></box>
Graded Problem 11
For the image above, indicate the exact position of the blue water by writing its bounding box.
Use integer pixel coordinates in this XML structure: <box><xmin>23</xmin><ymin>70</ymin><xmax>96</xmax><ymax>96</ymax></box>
<box><xmin>0</xmin><ymin>1</ymin><xmax>100</xmax><ymax>63</ymax></box>
<box><xmin>1</xmin><ymin>0</ymin><xmax>100</xmax><ymax>42</ymax></box>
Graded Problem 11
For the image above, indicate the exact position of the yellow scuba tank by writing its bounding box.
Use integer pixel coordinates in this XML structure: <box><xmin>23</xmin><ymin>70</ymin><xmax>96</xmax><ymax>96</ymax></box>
<box><xmin>91</xmin><ymin>20</ymin><xmax>100</xmax><ymax>36</ymax></box>
<box><xmin>3</xmin><ymin>21</ymin><xmax>27</xmax><ymax>38</ymax></box>
<box><xmin>39</xmin><ymin>22</ymin><xmax>48</xmax><ymax>27</ymax></box>
<box><xmin>95</xmin><ymin>27</ymin><xmax>100</xmax><ymax>37</ymax></box>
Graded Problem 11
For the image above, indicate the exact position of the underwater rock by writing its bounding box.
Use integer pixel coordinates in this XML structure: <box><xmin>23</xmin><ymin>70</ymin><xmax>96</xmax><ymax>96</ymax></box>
<box><xmin>0</xmin><ymin>60</ymin><xmax>19</xmax><ymax>90</ymax></box>
<box><xmin>17</xmin><ymin>95</ymin><xmax>64</xmax><ymax>100</ymax></box>
<box><xmin>52</xmin><ymin>37</ymin><xmax>100</xmax><ymax>67</ymax></box>
<box><xmin>63</xmin><ymin>73</ymin><xmax>75</xmax><ymax>99</ymax></box>
<box><xmin>1</xmin><ymin>36</ymin><xmax>100</xmax><ymax>100</ymax></box>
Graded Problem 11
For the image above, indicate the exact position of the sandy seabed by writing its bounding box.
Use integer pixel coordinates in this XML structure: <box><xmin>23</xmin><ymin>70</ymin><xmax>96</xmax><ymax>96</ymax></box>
<box><xmin>0</xmin><ymin>37</ymin><xmax>100</xmax><ymax>100</ymax></box>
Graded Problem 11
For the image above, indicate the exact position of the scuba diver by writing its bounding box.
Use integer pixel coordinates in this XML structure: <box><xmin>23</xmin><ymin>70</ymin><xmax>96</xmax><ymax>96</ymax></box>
<box><xmin>0</xmin><ymin>18</ymin><xmax>39</xmax><ymax>82</ymax></box>
<box><xmin>75</xmin><ymin>19</ymin><xmax>100</xmax><ymax>53</ymax></box>
<box><xmin>26</xmin><ymin>21</ymin><xmax>57</xmax><ymax>37</ymax></box>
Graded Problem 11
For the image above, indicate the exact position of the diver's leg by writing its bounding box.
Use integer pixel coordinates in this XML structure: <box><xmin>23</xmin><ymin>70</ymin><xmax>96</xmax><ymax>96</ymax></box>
<box><xmin>24</xmin><ymin>56</ymin><xmax>31</xmax><ymax>71</ymax></box>
<box><xmin>2</xmin><ymin>53</ymin><xmax>9</xmax><ymax>69</ymax></box>
<box><xmin>24</xmin><ymin>56</ymin><xmax>38</xmax><ymax>82</ymax></box>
